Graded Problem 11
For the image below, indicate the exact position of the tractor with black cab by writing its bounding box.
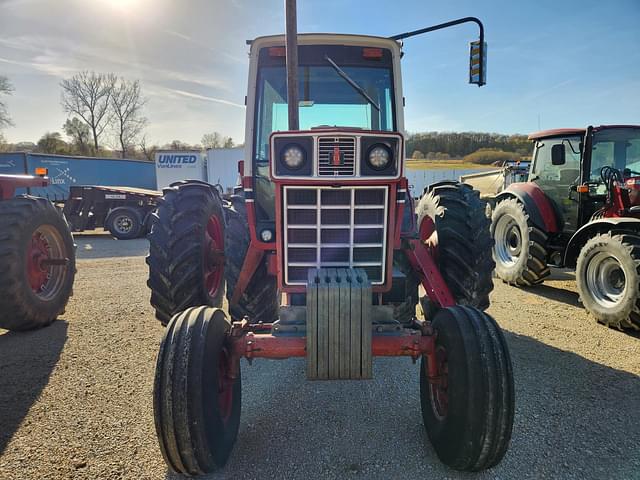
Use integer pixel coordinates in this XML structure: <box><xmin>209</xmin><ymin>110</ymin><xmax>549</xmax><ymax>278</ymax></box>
<box><xmin>491</xmin><ymin>125</ymin><xmax>640</xmax><ymax>329</ymax></box>
<box><xmin>0</xmin><ymin>171</ymin><xmax>75</xmax><ymax>331</ymax></box>
<box><xmin>146</xmin><ymin>7</ymin><xmax>514</xmax><ymax>475</ymax></box>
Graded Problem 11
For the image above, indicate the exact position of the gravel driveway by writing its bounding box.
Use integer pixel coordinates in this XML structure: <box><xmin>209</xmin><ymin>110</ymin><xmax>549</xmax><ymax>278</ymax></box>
<box><xmin>1</xmin><ymin>234</ymin><xmax>638</xmax><ymax>479</ymax></box>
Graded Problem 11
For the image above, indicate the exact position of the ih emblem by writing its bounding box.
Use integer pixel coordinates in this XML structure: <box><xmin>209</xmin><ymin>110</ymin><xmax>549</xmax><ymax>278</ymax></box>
<box><xmin>332</xmin><ymin>145</ymin><xmax>343</xmax><ymax>166</ymax></box>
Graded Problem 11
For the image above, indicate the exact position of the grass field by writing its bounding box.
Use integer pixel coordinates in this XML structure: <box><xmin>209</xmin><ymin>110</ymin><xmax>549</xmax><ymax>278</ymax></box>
<box><xmin>405</xmin><ymin>159</ymin><xmax>495</xmax><ymax>170</ymax></box>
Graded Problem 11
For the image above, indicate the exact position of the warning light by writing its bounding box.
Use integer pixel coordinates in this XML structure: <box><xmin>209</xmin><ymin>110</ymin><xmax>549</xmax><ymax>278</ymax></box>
<box><xmin>35</xmin><ymin>167</ymin><xmax>48</xmax><ymax>176</ymax></box>
<box><xmin>577</xmin><ymin>185</ymin><xmax>589</xmax><ymax>193</ymax></box>
<box><xmin>362</xmin><ymin>48</ymin><xmax>383</xmax><ymax>59</ymax></box>
<box><xmin>269</xmin><ymin>47</ymin><xmax>286</xmax><ymax>57</ymax></box>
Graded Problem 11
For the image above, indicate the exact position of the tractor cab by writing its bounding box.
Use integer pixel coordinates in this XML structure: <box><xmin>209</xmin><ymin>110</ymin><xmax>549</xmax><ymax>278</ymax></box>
<box><xmin>526</xmin><ymin>125</ymin><xmax>640</xmax><ymax>236</ymax></box>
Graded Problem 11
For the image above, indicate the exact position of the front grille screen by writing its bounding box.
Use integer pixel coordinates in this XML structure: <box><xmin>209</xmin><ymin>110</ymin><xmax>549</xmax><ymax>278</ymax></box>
<box><xmin>318</xmin><ymin>137</ymin><xmax>356</xmax><ymax>176</ymax></box>
<box><xmin>283</xmin><ymin>186</ymin><xmax>388</xmax><ymax>285</ymax></box>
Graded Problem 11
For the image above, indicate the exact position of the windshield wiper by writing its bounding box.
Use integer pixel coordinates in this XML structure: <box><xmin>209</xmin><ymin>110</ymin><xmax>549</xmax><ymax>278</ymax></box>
<box><xmin>324</xmin><ymin>55</ymin><xmax>380</xmax><ymax>112</ymax></box>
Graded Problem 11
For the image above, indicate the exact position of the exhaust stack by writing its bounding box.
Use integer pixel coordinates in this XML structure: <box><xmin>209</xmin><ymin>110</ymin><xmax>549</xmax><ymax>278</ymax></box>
<box><xmin>285</xmin><ymin>0</ymin><xmax>299</xmax><ymax>131</ymax></box>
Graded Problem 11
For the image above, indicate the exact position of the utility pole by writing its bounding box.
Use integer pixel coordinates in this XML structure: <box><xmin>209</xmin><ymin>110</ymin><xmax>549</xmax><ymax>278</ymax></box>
<box><xmin>285</xmin><ymin>0</ymin><xmax>300</xmax><ymax>130</ymax></box>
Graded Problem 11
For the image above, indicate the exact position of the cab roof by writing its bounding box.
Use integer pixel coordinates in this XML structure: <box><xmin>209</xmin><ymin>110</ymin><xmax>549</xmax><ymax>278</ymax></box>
<box><xmin>247</xmin><ymin>33</ymin><xmax>401</xmax><ymax>52</ymax></box>
<box><xmin>528</xmin><ymin>125</ymin><xmax>640</xmax><ymax>141</ymax></box>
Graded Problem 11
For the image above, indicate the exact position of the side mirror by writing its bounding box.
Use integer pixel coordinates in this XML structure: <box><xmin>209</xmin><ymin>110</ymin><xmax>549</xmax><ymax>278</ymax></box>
<box><xmin>551</xmin><ymin>144</ymin><xmax>566</xmax><ymax>166</ymax></box>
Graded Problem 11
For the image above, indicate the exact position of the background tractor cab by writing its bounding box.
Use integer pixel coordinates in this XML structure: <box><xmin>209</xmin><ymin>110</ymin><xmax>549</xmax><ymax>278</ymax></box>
<box><xmin>491</xmin><ymin>125</ymin><xmax>640</xmax><ymax>329</ymax></box>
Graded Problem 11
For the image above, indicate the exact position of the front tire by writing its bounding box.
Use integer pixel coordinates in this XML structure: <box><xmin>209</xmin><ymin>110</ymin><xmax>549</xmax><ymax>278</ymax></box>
<box><xmin>576</xmin><ymin>232</ymin><xmax>640</xmax><ymax>330</ymax></box>
<box><xmin>154</xmin><ymin>306</ymin><xmax>241</xmax><ymax>474</ymax></box>
<box><xmin>416</xmin><ymin>181</ymin><xmax>494</xmax><ymax>310</ymax></box>
<box><xmin>491</xmin><ymin>198</ymin><xmax>549</xmax><ymax>286</ymax></box>
<box><xmin>0</xmin><ymin>196</ymin><xmax>76</xmax><ymax>331</ymax></box>
<box><xmin>147</xmin><ymin>182</ymin><xmax>226</xmax><ymax>325</ymax></box>
<box><xmin>420</xmin><ymin>306</ymin><xmax>514</xmax><ymax>471</ymax></box>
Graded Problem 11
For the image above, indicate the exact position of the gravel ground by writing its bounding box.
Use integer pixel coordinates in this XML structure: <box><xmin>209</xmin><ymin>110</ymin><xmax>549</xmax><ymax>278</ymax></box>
<box><xmin>1</xmin><ymin>233</ymin><xmax>639</xmax><ymax>480</ymax></box>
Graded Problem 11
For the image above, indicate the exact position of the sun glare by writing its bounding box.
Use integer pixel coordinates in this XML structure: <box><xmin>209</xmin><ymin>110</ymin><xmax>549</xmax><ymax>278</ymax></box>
<box><xmin>101</xmin><ymin>0</ymin><xmax>140</xmax><ymax>13</ymax></box>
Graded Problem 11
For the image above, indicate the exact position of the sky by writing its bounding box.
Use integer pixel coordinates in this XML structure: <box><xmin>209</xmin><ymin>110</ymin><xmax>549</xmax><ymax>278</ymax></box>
<box><xmin>0</xmin><ymin>0</ymin><xmax>638</xmax><ymax>146</ymax></box>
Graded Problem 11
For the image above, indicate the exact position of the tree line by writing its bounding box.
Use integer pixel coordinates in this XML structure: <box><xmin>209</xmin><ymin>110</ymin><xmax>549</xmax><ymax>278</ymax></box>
<box><xmin>0</xmin><ymin>73</ymin><xmax>238</xmax><ymax>161</ymax></box>
<box><xmin>406</xmin><ymin>131</ymin><xmax>533</xmax><ymax>164</ymax></box>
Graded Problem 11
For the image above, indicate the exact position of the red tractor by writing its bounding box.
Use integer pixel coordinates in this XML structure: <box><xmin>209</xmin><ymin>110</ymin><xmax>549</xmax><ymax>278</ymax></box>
<box><xmin>147</xmin><ymin>14</ymin><xmax>513</xmax><ymax>475</ymax></box>
<box><xmin>0</xmin><ymin>172</ymin><xmax>75</xmax><ymax>331</ymax></box>
<box><xmin>491</xmin><ymin>125</ymin><xmax>640</xmax><ymax>329</ymax></box>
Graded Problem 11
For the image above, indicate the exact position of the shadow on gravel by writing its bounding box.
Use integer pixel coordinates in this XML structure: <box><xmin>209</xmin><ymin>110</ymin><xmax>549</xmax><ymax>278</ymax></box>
<box><xmin>522</xmin><ymin>284</ymin><xmax>581</xmax><ymax>307</ymax></box>
<box><xmin>74</xmin><ymin>236</ymin><xmax>149</xmax><ymax>259</ymax></box>
<box><xmin>503</xmin><ymin>331</ymin><xmax>640</xmax><ymax>479</ymax></box>
<box><xmin>0</xmin><ymin>320</ymin><xmax>68</xmax><ymax>454</ymax></box>
<box><xmin>162</xmin><ymin>334</ymin><xmax>639</xmax><ymax>480</ymax></box>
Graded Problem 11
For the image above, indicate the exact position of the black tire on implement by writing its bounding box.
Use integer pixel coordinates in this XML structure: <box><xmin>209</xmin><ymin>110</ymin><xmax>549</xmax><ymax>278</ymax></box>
<box><xmin>576</xmin><ymin>232</ymin><xmax>640</xmax><ymax>330</ymax></box>
<box><xmin>491</xmin><ymin>198</ymin><xmax>549</xmax><ymax>286</ymax></box>
<box><xmin>420</xmin><ymin>306</ymin><xmax>514</xmax><ymax>471</ymax></box>
<box><xmin>146</xmin><ymin>182</ymin><xmax>226</xmax><ymax>325</ymax></box>
<box><xmin>0</xmin><ymin>196</ymin><xmax>75</xmax><ymax>331</ymax></box>
<box><xmin>224</xmin><ymin>195</ymin><xmax>279</xmax><ymax>322</ymax></box>
<box><xmin>106</xmin><ymin>207</ymin><xmax>143</xmax><ymax>240</ymax></box>
<box><xmin>416</xmin><ymin>181</ymin><xmax>494</xmax><ymax>310</ymax></box>
<box><xmin>154</xmin><ymin>306</ymin><xmax>241</xmax><ymax>475</ymax></box>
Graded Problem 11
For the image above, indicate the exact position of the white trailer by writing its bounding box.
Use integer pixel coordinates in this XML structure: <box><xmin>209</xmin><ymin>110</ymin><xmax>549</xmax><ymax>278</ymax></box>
<box><xmin>154</xmin><ymin>150</ymin><xmax>207</xmax><ymax>190</ymax></box>
<box><xmin>206</xmin><ymin>147</ymin><xmax>243</xmax><ymax>194</ymax></box>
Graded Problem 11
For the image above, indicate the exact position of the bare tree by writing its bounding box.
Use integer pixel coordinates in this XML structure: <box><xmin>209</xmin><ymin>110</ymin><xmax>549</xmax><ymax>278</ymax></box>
<box><xmin>139</xmin><ymin>135</ymin><xmax>159</xmax><ymax>162</ymax></box>
<box><xmin>60</xmin><ymin>71</ymin><xmax>116</xmax><ymax>152</ymax></box>
<box><xmin>110</xmin><ymin>78</ymin><xmax>147</xmax><ymax>158</ymax></box>
<box><xmin>63</xmin><ymin>117</ymin><xmax>91</xmax><ymax>154</ymax></box>
<box><xmin>202</xmin><ymin>132</ymin><xmax>234</xmax><ymax>149</ymax></box>
<box><xmin>0</xmin><ymin>76</ymin><xmax>14</xmax><ymax>129</ymax></box>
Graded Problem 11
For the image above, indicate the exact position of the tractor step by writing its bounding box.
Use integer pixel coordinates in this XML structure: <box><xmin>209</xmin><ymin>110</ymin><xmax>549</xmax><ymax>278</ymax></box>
<box><xmin>306</xmin><ymin>268</ymin><xmax>372</xmax><ymax>380</ymax></box>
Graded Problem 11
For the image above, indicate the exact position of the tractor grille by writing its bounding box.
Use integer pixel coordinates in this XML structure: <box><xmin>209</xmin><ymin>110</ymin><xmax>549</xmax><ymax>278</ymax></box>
<box><xmin>283</xmin><ymin>186</ymin><xmax>388</xmax><ymax>285</ymax></box>
<box><xmin>317</xmin><ymin>137</ymin><xmax>356</xmax><ymax>176</ymax></box>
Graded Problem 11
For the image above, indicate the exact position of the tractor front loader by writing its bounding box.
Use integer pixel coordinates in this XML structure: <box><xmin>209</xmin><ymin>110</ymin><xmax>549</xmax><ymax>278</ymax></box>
<box><xmin>0</xmin><ymin>172</ymin><xmax>75</xmax><ymax>331</ymax></box>
<box><xmin>147</xmin><ymin>8</ymin><xmax>513</xmax><ymax>475</ymax></box>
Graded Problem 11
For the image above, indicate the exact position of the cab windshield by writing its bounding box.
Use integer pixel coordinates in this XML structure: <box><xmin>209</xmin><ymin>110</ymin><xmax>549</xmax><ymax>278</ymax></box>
<box><xmin>254</xmin><ymin>64</ymin><xmax>395</xmax><ymax>165</ymax></box>
<box><xmin>590</xmin><ymin>127</ymin><xmax>640</xmax><ymax>180</ymax></box>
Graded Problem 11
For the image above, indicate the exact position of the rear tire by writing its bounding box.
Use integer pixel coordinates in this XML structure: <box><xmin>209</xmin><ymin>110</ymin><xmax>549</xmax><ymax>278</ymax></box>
<box><xmin>147</xmin><ymin>182</ymin><xmax>226</xmax><ymax>325</ymax></box>
<box><xmin>0</xmin><ymin>196</ymin><xmax>75</xmax><ymax>331</ymax></box>
<box><xmin>491</xmin><ymin>198</ymin><xmax>549</xmax><ymax>286</ymax></box>
<box><xmin>224</xmin><ymin>195</ymin><xmax>279</xmax><ymax>322</ymax></box>
<box><xmin>576</xmin><ymin>232</ymin><xmax>640</xmax><ymax>330</ymax></box>
<box><xmin>154</xmin><ymin>306</ymin><xmax>241</xmax><ymax>474</ymax></box>
<box><xmin>416</xmin><ymin>181</ymin><xmax>494</xmax><ymax>310</ymax></box>
<box><xmin>106</xmin><ymin>207</ymin><xmax>143</xmax><ymax>240</ymax></box>
<box><xmin>420</xmin><ymin>306</ymin><xmax>514</xmax><ymax>471</ymax></box>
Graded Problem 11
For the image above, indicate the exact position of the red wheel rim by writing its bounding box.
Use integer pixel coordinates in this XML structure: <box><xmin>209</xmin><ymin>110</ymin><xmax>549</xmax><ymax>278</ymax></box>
<box><xmin>204</xmin><ymin>215</ymin><xmax>224</xmax><ymax>299</ymax></box>
<box><xmin>217</xmin><ymin>347</ymin><xmax>234</xmax><ymax>422</ymax></box>
<box><xmin>429</xmin><ymin>346</ymin><xmax>449</xmax><ymax>419</ymax></box>
<box><xmin>26</xmin><ymin>226</ymin><xmax>67</xmax><ymax>300</ymax></box>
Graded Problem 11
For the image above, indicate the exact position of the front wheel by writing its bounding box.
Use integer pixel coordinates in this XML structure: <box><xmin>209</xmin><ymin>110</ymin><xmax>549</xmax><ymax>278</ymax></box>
<box><xmin>491</xmin><ymin>198</ymin><xmax>549</xmax><ymax>286</ymax></box>
<box><xmin>576</xmin><ymin>232</ymin><xmax>640</xmax><ymax>330</ymax></box>
<box><xmin>154</xmin><ymin>306</ymin><xmax>241</xmax><ymax>475</ymax></box>
<box><xmin>420</xmin><ymin>306</ymin><xmax>514</xmax><ymax>471</ymax></box>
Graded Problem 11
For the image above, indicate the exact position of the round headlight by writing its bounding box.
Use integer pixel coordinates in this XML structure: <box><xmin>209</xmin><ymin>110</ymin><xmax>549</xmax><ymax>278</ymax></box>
<box><xmin>260</xmin><ymin>229</ymin><xmax>273</xmax><ymax>242</ymax></box>
<box><xmin>367</xmin><ymin>145</ymin><xmax>391</xmax><ymax>170</ymax></box>
<box><xmin>282</xmin><ymin>144</ymin><xmax>305</xmax><ymax>169</ymax></box>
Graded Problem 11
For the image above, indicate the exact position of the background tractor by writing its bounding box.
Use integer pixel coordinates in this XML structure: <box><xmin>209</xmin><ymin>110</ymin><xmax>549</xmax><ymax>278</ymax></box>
<box><xmin>147</xmin><ymin>6</ymin><xmax>513</xmax><ymax>475</ymax></box>
<box><xmin>491</xmin><ymin>125</ymin><xmax>640</xmax><ymax>329</ymax></box>
<box><xmin>0</xmin><ymin>172</ymin><xmax>75</xmax><ymax>331</ymax></box>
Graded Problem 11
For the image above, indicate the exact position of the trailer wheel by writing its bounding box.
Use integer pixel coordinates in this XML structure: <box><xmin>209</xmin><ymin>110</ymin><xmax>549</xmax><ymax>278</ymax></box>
<box><xmin>420</xmin><ymin>306</ymin><xmax>514</xmax><ymax>471</ymax></box>
<box><xmin>491</xmin><ymin>198</ymin><xmax>549</xmax><ymax>286</ymax></box>
<box><xmin>0</xmin><ymin>196</ymin><xmax>75</xmax><ymax>331</ymax></box>
<box><xmin>154</xmin><ymin>306</ymin><xmax>241</xmax><ymax>475</ymax></box>
<box><xmin>416</xmin><ymin>181</ymin><xmax>494</xmax><ymax>310</ymax></box>
<box><xmin>224</xmin><ymin>195</ymin><xmax>279</xmax><ymax>322</ymax></box>
<box><xmin>106</xmin><ymin>207</ymin><xmax>143</xmax><ymax>240</ymax></box>
<box><xmin>147</xmin><ymin>182</ymin><xmax>226</xmax><ymax>325</ymax></box>
<box><xmin>576</xmin><ymin>232</ymin><xmax>640</xmax><ymax>330</ymax></box>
